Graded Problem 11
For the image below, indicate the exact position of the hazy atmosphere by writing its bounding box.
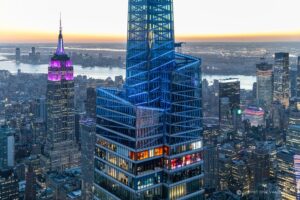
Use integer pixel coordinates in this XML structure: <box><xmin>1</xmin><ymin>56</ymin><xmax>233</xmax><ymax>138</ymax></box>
<box><xmin>1</xmin><ymin>0</ymin><xmax>300</xmax><ymax>42</ymax></box>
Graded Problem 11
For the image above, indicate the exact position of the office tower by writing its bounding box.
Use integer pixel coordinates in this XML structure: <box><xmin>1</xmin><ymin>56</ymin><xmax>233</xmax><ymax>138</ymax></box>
<box><xmin>25</xmin><ymin>164</ymin><xmax>36</xmax><ymax>200</ymax></box>
<box><xmin>230</xmin><ymin>160</ymin><xmax>251</xmax><ymax>196</ymax></box>
<box><xmin>287</xmin><ymin>107</ymin><xmax>300</xmax><ymax>149</ymax></box>
<box><xmin>278</xmin><ymin>106</ymin><xmax>300</xmax><ymax>199</ymax></box>
<box><xmin>273</xmin><ymin>53</ymin><xmax>290</xmax><ymax>108</ymax></box>
<box><xmin>15</xmin><ymin>48</ymin><xmax>21</xmax><ymax>61</ymax></box>
<box><xmin>29</xmin><ymin>47</ymin><xmax>37</xmax><ymax>64</ymax></box>
<box><xmin>270</xmin><ymin>101</ymin><xmax>286</xmax><ymax>129</ymax></box>
<box><xmin>277</xmin><ymin>149</ymin><xmax>297</xmax><ymax>200</ymax></box>
<box><xmin>85</xmin><ymin>87</ymin><xmax>96</xmax><ymax>118</ymax></box>
<box><xmin>32</xmin><ymin>47</ymin><xmax>36</xmax><ymax>55</ymax></box>
<box><xmin>42</xmin><ymin>18</ymin><xmax>80</xmax><ymax>172</ymax></box>
<box><xmin>218</xmin><ymin>143</ymin><xmax>236</xmax><ymax>191</ymax></box>
<box><xmin>297</xmin><ymin>57</ymin><xmax>300</xmax><ymax>98</ymax></box>
<box><xmin>80</xmin><ymin>119</ymin><xmax>95</xmax><ymax>200</ymax></box>
<box><xmin>0</xmin><ymin>168</ymin><xmax>19</xmax><ymax>200</ymax></box>
<box><xmin>75</xmin><ymin>112</ymin><xmax>84</xmax><ymax>143</ymax></box>
<box><xmin>296</xmin><ymin>57</ymin><xmax>300</xmax><ymax>111</ymax></box>
<box><xmin>252</xmin><ymin>145</ymin><xmax>272</xmax><ymax>189</ymax></box>
<box><xmin>252</xmin><ymin>82</ymin><xmax>257</xmax><ymax>99</ymax></box>
<box><xmin>256</xmin><ymin>60</ymin><xmax>273</xmax><ymax>108</ymax></box>
<box><xmin>94</xmin><ymin>0</ymin><xmax>203</xmax><ymax>199</ymax></box>
<box><xmin>291</xmin><ymin>67</ymin><xmax>297</xmax><ymax>99</ymax></box>
<box><xmin>35</xmin><ymin>96</ymin><xmax>47</xmax><ymax>122</ymax></box>
<box><xmin>219</xmin><ymin>78</ymin><xmax>240</xmax><ymax>128</ymax></box>
<box><xmin>0</xmin><ymin>125</ymin><xmax>15</xmax><ymax>169</ymax></box>
<box><xmin>242</xmin><ymin>106</ymin><xmax>265</xmax><ymax>127</ymax></box>
<box><xmin>115</xmin><ymin>75</ymin><xmax>124</xmax><ymax>88</ymax></box>
<box><xmin>287</xmin><ymin>124</ymin><xmax>300</xmax><ymax>151</ymax></box>
<box><xmin>203</xmin><ymin>126</ymin><xmax>219</xmax><ymax>192</ymax></box>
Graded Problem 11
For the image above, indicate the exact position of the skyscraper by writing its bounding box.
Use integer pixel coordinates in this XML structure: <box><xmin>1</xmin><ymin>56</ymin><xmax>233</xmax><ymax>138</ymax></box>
<box><xmin>273</xmin><ymin>53</ymin><xmax>289</xmax><ymax>108</ymax></box>
<box><xmin>277</xmin><ymin>149</ymin><xmax>297</xmax><ymax>200</ymax></box>
<box><xmin>15</xmin><ymin>48</ymin><xmax>21</xmax><ymax>62</ymax></box>
<box><xmin>256</xmin><ymin>59</ymin><xmax>273</xmax><ymax>108</ymax></box>
<box><xmin>80</xmin><ymin>119</ymin><xmax>96</xmax><ymax>200</ymax></box>
<box><xmin>219</xmin><ymin>78</ymin><xmax>240</xmax><ymax>129</ymax></box>
<box><xmin>277</xmin><ymin>101</ymin><xmax>300</xmax><ymax>199</ymax></box>
<box><xmin>94</xmin><ymin>0</ymin><xmax>203</xmax><ymax>199</ymax></box>
<box><xmin>25</xmin><ymin>164</ymin><xmax>36</xmax><ymax>200</ymax></box>
<box><xmin>296</xmin><ymin>56</ymin><xmax>300</xmax><ymax>110</ymax></box>
<box><xmin>42</xmin><ymin>18</ymin><xmax>80</xmax><ymax>172</ymax></box>
<box><xmin>85</xmin><ymin>87</ymin><xmax>96</xmax><ymax>119</ymax></box>
<box><xmin>35</xmin><ymin>96</ymin><xmax>47</xmax><ymax>122</ymax></box>
<box><xmin>0</xmin><ymin>125</ymin><xmax>15</xmax><ymax>169</ymax></box>
<box><xmin>0</xmin><ymin>168</ymin><xmax>19</xmax><ymax>200</ymax></box>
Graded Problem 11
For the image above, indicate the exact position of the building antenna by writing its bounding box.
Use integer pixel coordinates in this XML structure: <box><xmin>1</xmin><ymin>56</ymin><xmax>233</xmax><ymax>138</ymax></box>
<box><xmin>59</xmin><ymin>12</ymin><xmax>62</xmax><ymax>33</ymax></box>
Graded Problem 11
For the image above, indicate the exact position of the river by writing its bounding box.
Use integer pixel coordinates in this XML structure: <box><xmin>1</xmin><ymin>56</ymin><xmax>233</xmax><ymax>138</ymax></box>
<box><xmin>0</xmin><ymin>59</ymin><xmax>256</xmax><ymax>90</ymax></box>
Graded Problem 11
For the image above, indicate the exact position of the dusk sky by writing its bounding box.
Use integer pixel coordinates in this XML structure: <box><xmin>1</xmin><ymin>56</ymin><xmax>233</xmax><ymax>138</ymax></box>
<box><xmin>1</xmin><ymin>0</ymin><xmax>300</xmax><ymax>42</ymax></box>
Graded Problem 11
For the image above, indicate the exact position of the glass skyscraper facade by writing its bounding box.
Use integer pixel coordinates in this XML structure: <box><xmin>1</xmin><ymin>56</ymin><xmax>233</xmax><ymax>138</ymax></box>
<box><xmin>256</xmin><ymin>60</ymin><xmax>273</xmax><ymax>108</ymax></box>
<box><xmin>42</xmin><ymin>19</ymin><xmax>80</xmax><ymax>172</ymax></box>
<box><xmin>218</xmin><ymin>78</ymin><xmax>240</xmax><ymax>129</ymax></box>
<box><xmin>94</xmin><ymin>0</ymin><xmax>203</xmax><ymax>199</ymax></box>
<box><xmin>0</xmin><ymin>125</ymin><xmax>14</xmax><ymax>169</ymax></box>
<box><xmin>273</xmin><ymin>52</ymin><xmax>290</xmax><ymax>109</ymax></box>
<box><xmin>277</xmin><ymin>149</ymin><xmax>297</xmax><ymax>200</ymax></box>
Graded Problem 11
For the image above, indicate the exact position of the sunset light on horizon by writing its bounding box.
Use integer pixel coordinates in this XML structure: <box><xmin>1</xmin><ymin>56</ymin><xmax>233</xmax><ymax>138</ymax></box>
<box><xmin>1</xmin><ymin>0</ymin><xmax>300</xmax><ymax>43</ymax></box>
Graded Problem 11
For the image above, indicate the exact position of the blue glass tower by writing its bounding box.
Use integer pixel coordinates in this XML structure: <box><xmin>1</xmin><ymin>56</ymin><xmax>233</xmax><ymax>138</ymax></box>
<box><xmin>94</xmin><ymin>1</ymin><xmax>203</xmax><ymax>199</ymax></box>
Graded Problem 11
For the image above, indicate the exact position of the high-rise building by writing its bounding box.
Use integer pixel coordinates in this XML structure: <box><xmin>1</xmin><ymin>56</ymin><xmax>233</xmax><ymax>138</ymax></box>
<box><xmin>42</xmin><ymin>18</ymin><xmax>80</xmax><ymax>172</ymax></box>
<box><xmin>80</xmin><ymin>118</ymin><xmax>95</xmax><ymax>200</ymax></box>
<box><xmin>270</xmin><ymin>101</ymin><xmax>286</xmax><ymax>129</ymax></box>
<box><xmin>230</xmin><ymin>160</ymin><xmax>251</xmax><ymax>196</ymax></box>
<box><xmin>219</xmin><ymin>78</ymin><xmax>240</xmax><ymax>129</ymax></box>
<box><xmin>85</xmin><ymin>87</ymin><xmax>96</xmax><ymax>119</ymax></box>
<box><xmin>277</xmin><ymin>149</ymin><xmax>297</xmax><ymax>200</ymax></box>
<box><xmin>279</xmin><ymin>105</ymin><xmax>300</xmax><ymax>200</ymax></box>
<box><xmin>218</xmin><ymin>143</ymin><xmax>236</xmax><ymax>191</ymax></box>
<box><xmin>35</xmin><ymin>96</ymin><xmax>47</xmax><ymax>122</ymax></box>
<box><xmin>25</xmin><ymin>164</ymin><xmax>37</xmax><ymax>200</ymax></box>
<box><xmin>29</xmin><ymin>47</ymin><xmax>38</xmax><ymax>64</ymax></box>
<box><xmin>203</xmin><ymin>126</ymin><xmax>220</xmax><ymax>192</ymax></box>
<box><xmin>15</xmin><ymin>48</ymin><xmax>21</xmax><ymax>62</ymax></box>
<box><xmin>75</xmin><ymin>112</ymin><xmax>84</xmax><ymax>143</ymax></box>
<box><xmin>0</xmin><ymin>125</ymin><xmax>15</xmax><ymax>169</ymax></box>
<box><xmin>94</xmin><ymin>1</ymin><xmax>204</xmax><ymax>199</ymax></box>
<box><xmin>0</xmin><ymin>168</ymin><xmax>19</xmax><ymax>200</ymax></box>
<box><xmin>252</xmin><ymin>144</ymin><xmax>273</xmax><ymax>189</ymax></box>
<box><xmin>296</xmin><ymin>56</ymin><xmax>300</xmax><ymax>112</ymax></box>
<box><xmin>273</xmin><ymin>53</ymin><xmax>289</xmax><ymax>108</ymax></box>
<box><xmin>256</xmin><ymin>60</ymin><xmax>273</xmax><ymax>108</ymax></box>
<box><xmin>290</xmin><ymin>67</ymin><xmax>297</xmax><ymax>99</ymax></box>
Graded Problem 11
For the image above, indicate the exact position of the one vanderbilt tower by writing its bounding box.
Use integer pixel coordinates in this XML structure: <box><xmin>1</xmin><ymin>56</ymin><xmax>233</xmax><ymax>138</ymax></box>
<box><xmin>94</xmin><ymin>0</ymin><xmax>204</xmax><ymax>199</ymax></box>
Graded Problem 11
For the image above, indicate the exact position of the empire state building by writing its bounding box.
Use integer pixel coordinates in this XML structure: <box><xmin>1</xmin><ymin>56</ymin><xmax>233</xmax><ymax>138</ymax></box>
<box><xmin>41</xmin><ymin>17</ymin><xmax>80</xmax><ymax>172</ymax></box>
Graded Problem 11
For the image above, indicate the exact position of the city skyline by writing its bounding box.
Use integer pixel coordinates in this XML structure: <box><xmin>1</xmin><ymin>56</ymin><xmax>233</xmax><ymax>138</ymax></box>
<box><xmin>2</xmin><ymin>0</ymin><xmax>300</xmax><ymax>199</ymax></box>
<box><xmin>1</xmin><ymin>0</ymin><xmax>300</xmax><ymax>43</ymax></box>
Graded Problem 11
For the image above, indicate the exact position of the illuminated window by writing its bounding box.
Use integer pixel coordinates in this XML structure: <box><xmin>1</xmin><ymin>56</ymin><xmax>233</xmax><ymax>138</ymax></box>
<box><xmin>170</xmin><ymin>184</ymin><xmax>186</xmax><ymax>200</ymax></box>
<box><xmin>191</xmin><ymin>141</ymin><xmax>202</xmax><ymax>150</ymax></box>
<box><xmin>154</xmin><ymin>147</ymin><xmax>163</xmax><ymax>156</ymax></box>
<box><xmin>137</xmin><ymin>150</ymin><xmax>149</xmax><ymax>160</ymax></box>
<box><xmin>149</xmin><ymin>149</ymin><xmax>154</xmax><ymax>157</ymax></box>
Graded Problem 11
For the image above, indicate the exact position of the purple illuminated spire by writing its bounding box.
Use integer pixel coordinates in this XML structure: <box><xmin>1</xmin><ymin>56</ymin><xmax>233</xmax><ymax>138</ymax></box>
<box><xmin>55</xmin><ymin>14</ymin><xmax>65</xmax><ymax>55</ymax></box>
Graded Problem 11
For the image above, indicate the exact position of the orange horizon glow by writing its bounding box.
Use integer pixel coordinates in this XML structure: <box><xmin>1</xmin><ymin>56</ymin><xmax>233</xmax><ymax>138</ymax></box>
<box><xmin>1</xmin><ymin>30</ymin><xmax>300</xmax><ymax>43</ymax></box>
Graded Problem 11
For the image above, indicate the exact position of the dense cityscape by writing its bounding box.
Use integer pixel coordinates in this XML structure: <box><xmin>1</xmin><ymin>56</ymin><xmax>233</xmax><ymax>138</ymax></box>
<box><xmin>1</xmin><ymin>1</ymin><xmax>300</xmax><ymax>200</ymax></box>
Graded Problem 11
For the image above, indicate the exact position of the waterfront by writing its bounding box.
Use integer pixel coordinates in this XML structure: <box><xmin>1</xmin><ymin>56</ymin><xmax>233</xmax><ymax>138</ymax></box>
<box><xmin>0</xmin><ymin>59</ymin><xmax>256</xmax><ymax>90</ymax></box>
